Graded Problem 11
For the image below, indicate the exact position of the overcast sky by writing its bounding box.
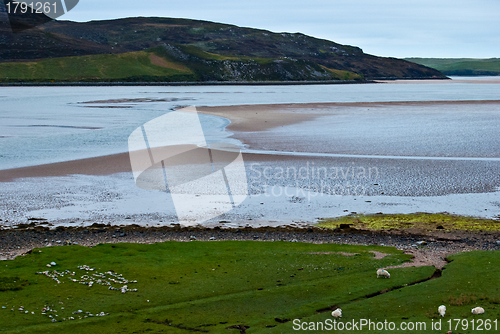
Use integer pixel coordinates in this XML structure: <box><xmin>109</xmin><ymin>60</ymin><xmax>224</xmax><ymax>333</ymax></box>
<box><xmin>17</xmin><ymin>0</ymin><xmax>500</xmax><ymax>58</ymax></box>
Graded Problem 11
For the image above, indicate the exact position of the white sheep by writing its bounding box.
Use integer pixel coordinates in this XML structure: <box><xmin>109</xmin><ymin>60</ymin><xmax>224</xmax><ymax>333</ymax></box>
<box><xmin>376</xmin><ymin>269</ymin><xmax>390</xmax><ymax>278</ymax></box>
<box><xmin>471</xmin><ymin>307</ymin><xmax>485</xmax><ymax>315</ymax></box>
<box><xmin>438</xmin><ymin>305</ymin><xmax>446</xmax><ymax>317</ymax></box>
<box><xmin>331</xmin><ymin>308</ymin><xmax>342</xmax><ymax>318</ymax></box>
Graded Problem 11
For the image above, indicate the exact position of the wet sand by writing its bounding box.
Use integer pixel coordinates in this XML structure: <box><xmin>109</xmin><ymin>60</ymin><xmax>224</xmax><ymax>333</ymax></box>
<box><xmin>2</xmin><ymin>149</ymin><xmax>499</xmax><ymax>198</ymax></box>
<box><xmin>0</xmin><ymin>152</ymin><xmax>133</xmax><ymax>182</ymax></box>
<box><xmin>378</xmin><ymin>78</ymin><xmax>500</xmax><ymax>84</ymax></box>
<box><xmin>197</xmin><ymin>99</ymin><xmax>500</xmax><ymax>133</ymax></box>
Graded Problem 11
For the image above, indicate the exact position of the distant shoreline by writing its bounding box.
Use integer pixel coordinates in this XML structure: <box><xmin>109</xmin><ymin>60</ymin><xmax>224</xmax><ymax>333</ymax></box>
<box><xmin>0</xmin><ymin>80</ymin><xmax>368</xmax><ymax>86</ymax></box>
<box><xmin>0</xmin><ymin>78</ymin><xmax>450</xmax><ymax>87</ymax></box>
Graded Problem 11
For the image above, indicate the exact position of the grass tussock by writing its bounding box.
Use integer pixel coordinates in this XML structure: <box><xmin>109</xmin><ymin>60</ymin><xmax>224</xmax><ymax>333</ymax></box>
<box><xmin>448</xmin><ymin>293</ymin><xmax>478</xmax><ymax>306</ymax></box>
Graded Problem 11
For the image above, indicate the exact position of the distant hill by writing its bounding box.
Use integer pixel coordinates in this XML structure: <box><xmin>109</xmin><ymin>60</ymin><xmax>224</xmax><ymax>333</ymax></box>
<box><xmin>0</xmin><ymin>17</ymin><xmax>446</xmax><ymax>83</ymax></box>
<box><xmin>406</xmin><ymin>58</ymin><xmax>500</xmax><ymax>76</ymax></box>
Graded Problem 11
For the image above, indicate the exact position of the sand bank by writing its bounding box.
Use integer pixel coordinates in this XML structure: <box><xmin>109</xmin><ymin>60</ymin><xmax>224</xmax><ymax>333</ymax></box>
<box><xmin>198</xmin><ymin>99</ymin><xmax>500</xmax><ymax>132</ymax></box>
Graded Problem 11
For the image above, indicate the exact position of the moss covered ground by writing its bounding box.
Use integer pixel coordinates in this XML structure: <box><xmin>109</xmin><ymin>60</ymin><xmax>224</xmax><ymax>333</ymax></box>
<box><xmin>317</xmin><ymin>213</ymin><xmax>500</xmax><ymax>232</ymax></box>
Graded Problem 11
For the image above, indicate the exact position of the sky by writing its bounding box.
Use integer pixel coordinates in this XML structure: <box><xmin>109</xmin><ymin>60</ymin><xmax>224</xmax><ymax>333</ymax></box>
<box><xmin>8</xmin><ymin>0</ymin><xmax>500</xmax><ymax>58</ymax></box>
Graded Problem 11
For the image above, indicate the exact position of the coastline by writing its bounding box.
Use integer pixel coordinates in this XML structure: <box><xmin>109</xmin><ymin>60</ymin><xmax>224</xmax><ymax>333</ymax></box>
<box><xmin>1</xmin><ymin>224</ymin><xmax>499</xmax><ymax>268</ymax></box>
<box><xmin>0</xmin><ymin>80</ymin><xmax>374</xmax><ymax>87</ymax></box>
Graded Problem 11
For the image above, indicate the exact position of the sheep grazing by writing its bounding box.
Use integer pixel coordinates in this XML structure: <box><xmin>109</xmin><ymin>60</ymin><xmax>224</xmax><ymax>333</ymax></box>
<box><xmin>376</xmin><ymin>269</ymin><xmax>390</xmax><ymax>278</ymax></box>
<box><xmin>471</xmin><ymin>307</ymin><xmax>485</xmax><ymax>315</ymax></box>
<box><xmin>438</xmin><ymin>305</ymin><xmax>446</xmax><ymax>317</ymax></box>
<box><xmin>331</xmin><ymin>308</ymin><xmax>342</xmax><ymax>318</ymax></box>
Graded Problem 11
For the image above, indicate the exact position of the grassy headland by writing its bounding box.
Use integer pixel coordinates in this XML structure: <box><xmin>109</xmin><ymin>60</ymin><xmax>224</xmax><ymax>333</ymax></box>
<box><xmin>406</xmin><ymin>58</ymin><xmax>500</xmax><ymax>76</ymax></box>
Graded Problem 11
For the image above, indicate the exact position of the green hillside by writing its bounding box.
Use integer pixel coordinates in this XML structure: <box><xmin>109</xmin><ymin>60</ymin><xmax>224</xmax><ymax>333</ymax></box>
<box><xmin>0</xmin><ymin>17</ymin><xmax>446</xmax><ymax>82</ymax></box>
<box><xmin>406</xmin><ymin>58</ymin><xmax>500</xmax><ymax>76</ymax></box>
<box><xmin>0</xmin><ymin>46</ymin><xmax>361</xmax><ymax>83</ymax></box>
<box><xmin>0</xmin><ymin>50</ymin><xmax>194</xmax><ymax>82</ymax></box>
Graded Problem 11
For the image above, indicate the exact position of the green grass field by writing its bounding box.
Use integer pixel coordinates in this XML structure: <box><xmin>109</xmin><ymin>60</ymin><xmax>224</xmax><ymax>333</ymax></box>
<box><xmin>405</xmin><ymin>58</ymin><xmax>500</xmax><ymax>76</ymax></box>
<box><xmin>0</xmin><ymin>241</ymin><xmax>498</xmax><ymax>333</ymax></box>
<box><xmin>0</xmin><ymin>51</ymin><xmax>195</xmax><ymax>83</ymax></box>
